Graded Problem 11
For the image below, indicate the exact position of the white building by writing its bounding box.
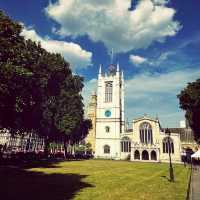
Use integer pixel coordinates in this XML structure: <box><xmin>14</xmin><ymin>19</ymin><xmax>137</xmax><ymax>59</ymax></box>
<box><xmin>89</xmin><ymin>63</ymin><xmax>182</xmax><ymax>163</ymax></box>
<box><xmin>95</xmin><ymin>64</ymin><xmax>124</xmax><ymax>159</ymax></box>
<box><xmin>0</xmin><ymin>129</ymin><xmax>45</xmax><ymax>152</ymax></box>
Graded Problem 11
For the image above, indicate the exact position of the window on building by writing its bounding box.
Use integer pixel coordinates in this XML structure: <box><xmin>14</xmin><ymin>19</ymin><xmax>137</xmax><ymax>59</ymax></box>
<box><xmin>139</xmin><ymin>122</ymin><xmax>153</xmax><ymax>144</ymax></box>
<box><xmin>121</xmin><ymin>137</ymin><xmax>131</xmax><ymax>153</ymax></box>
<box><xmin>151</xmin><ymin>150</ymin><xmax>157</xmax><ymax>160</ymax></box>
<box><xmin>134</xmin><ymin>150</ymin><xmax>140</xmax><ymax>160</ymax></box>
<box><xmin>105</xmin><ymin>126</ymin><xmax>110</xmax><ymax>133</ymax></box>
<box><xmin>104</xmin><ymin>145</ymin><xmax>110</xmax><ymax>154</ymax></box>
<box><xmin>105</xmin><ymin>82</ymin><xmax>113</xmax><ymax>102</ymax></box>
<box><xmin>142</xmin><ymin>150</ymin><xmax>149</xmax><ymax>160</ymax></box>
<box><xmin>163</xmin><ymin>137</ymin><xmax>174</xmax><ymax>154</ymax></box>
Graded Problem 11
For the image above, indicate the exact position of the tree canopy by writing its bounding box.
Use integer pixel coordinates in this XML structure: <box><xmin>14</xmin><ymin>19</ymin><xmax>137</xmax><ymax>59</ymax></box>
<box><xmin>178</xmin><ymin>79</ymin><xmax>200</xmax><ymax>144</ymax></box>
<box><xmin>0</xmin><ymin>10</ymin><xmax>90</xmax><ymax>145</ymax></box>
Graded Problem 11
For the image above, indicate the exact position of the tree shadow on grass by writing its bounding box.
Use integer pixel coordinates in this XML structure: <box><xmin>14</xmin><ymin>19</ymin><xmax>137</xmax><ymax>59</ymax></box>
<box><xmin>0</xmin><ymin>165</ymin><xmax>93</xmax><ymax>200</ymax></box>
<box><xmin>2</xmin><ymin>158</ymin><xmax>85</xmax><ymax>169</ymax></box>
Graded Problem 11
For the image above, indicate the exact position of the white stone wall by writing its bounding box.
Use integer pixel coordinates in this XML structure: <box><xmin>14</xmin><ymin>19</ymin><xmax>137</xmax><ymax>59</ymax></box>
<box><xmin>95</xmin><ymin>138</ymin><xmax>121</xmax><ymax>159</ymax></box>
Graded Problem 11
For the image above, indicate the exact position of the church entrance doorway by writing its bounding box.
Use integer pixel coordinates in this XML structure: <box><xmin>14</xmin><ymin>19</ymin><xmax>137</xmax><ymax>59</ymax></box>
<box><xmin>142</xmin><ymin>150</ymin><xmax>149</xmax><ymax>160</ymax></box>
<box><xmin>151</xmin><ymin>150</ymin><xmax>157</xmax><ymax>161</ymax></box>
<box><xmin>134</xmin><ymin>150</ymin><xmax>140</xmax><ymax>160</ymax></box>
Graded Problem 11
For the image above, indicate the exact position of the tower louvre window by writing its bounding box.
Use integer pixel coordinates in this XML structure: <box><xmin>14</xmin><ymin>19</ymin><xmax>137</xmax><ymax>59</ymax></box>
<box><xmin>105</xmin><ymin>82</ymin><xmax>113</xmax><ymax>102</ymax></box>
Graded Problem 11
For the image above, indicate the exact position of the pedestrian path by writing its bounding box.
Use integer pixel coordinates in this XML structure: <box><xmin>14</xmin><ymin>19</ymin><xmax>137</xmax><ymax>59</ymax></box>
<box><xmin>191</xmin><ymin>166</ymin><xmax>200</xmax><ymax>200</ymax></box>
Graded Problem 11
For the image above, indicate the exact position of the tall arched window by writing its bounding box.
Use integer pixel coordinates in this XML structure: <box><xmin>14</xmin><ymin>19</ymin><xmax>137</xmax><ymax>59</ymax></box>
<box><xmin>121</xmin><ymin>137</ymin><xmax>131</xmax><ymax>153</ymax></box>
<box><xmin>104</xmin><ymin>145</ymin><xmax>110</xmax><ymax>154</ymax></box>
<box><xmin>139</xmin><ymin>122</ymin><xmax>153</xmax><ymax>144</ymax></box>
<box><xmin>163</xmin><ymin>137</ymin><xmax>174</xmax><ymax>154</ymax></box>
<box><xmin>151</xmin><ymin>150</ymin><xmax>157</xmax><ymax>160</ymax></box>
<box><xmin>105</xmin><ymin>82</ymin><xmax>113</xmax><ymax>102</ymax></box>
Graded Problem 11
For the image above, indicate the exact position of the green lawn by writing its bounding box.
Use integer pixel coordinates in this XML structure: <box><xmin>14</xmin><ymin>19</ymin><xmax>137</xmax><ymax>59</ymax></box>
<box><xmin>0</xmin><ymin>160</ymin><xmax>190</xmax><ymax>200</ymax></box>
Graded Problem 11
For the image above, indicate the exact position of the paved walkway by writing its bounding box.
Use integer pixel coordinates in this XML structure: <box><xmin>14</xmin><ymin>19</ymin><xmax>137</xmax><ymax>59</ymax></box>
<box><xmin>191</xmin><ymin>166</ymin><xmax>200</xmax><ymax>200</ymax></box>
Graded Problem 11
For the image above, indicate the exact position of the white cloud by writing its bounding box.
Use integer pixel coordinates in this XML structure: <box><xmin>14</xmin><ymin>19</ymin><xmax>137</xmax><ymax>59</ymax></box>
<box><xmin>126</xmin><ymin>69</ymin><xmax>199</xmax><ymax>98</ymax></box>
<box><xmin>129</xmin><ymin>55</ymin><xmax>148</xmax><ymax>65</ymax></box>
<box><xmin>125</xmin><ymin>68</ymin><xmax>200</xmax><ymax>127</ymax></box>
<box><xmin>153</xmin><ymin>0</ymin><xmax>169</xmax><ymax>5</ymax></box>
<box><xmin>129</xmin><ymin>51</ymin><xmax>176</xmax><ymax>67</ymax></box>
<box><xmin>45</xmin><ymin>0</ymin><xmax>181</xmax><ymax>53</ymax></box>
<box><xmin>21</xmin><ymin>27</ymin><xmax>92</xmax><ymax>70</ymax></box>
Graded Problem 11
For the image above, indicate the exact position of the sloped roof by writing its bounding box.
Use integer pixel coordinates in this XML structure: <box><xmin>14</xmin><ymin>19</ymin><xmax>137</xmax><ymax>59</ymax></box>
<box><xmin>133</xmin><ymin>115</ymin><xmax>162</xmax><ymax>130</ymax></box>
<box><xmin>133</xmin><ymin>115</ymin><xmax>159</xmax><ymax>123</ymax></box>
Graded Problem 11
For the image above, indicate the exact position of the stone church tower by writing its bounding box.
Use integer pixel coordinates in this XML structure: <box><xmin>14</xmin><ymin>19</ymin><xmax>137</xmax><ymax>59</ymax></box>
<box><xmin>95</xmin><ymin>64</ymin><xmax>125</xmax><ymax>159</ymax></box>
<box><xmin>85</xmin><ymin>92</ymin><xmax>97</xmax><ymax>153</ymax></box>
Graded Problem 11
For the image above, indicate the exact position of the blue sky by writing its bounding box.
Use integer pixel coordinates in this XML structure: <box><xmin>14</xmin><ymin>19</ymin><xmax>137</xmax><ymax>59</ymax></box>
<box><xmin>1</xmin><ymin>0</ymin><xmax>200</xmax><ymax>127</ymax></box>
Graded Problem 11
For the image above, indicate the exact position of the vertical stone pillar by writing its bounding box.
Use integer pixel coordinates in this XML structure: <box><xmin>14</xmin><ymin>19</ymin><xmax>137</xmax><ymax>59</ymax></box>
<box><xmin>157</xmin><ymin>149</ymin><xmax>160</xmax><ymax>162</ymax></box>
<box><xmin>149</xmin><ymin>150</ymin><xmax>151</xmax><ymax>161</ymax></box>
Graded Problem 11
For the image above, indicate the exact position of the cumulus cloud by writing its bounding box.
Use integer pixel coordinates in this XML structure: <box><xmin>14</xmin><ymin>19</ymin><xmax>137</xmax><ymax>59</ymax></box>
<box><xmin>21</xmin><ymin>27</ymin><xmax>92</xmax><ymax>69</ymax></box>
<box><xmin>45</xmin><ymin>0</ymin><xmax>181</xmax><ymax>53</ymax></box>
<box><xmin>130</xmin><ymin>51</ymin><xmax>176</xmax><ymax>67</ymax></box>
<box><xmin>125</xmin><ymin>68</ymin><xmax>200</xmax><ymax>127</ymax></box>
<box><xmin>129</xmin><ymin>54</ymin><xmax>148</xmax><ymax>65</ymax></box>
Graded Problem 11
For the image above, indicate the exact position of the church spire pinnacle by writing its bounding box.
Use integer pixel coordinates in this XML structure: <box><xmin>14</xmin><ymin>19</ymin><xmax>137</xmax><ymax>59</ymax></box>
<box><xmin>99</xmin><ymin>64</ymin><xmax>102</xmax><ymax>74</ymax></box>
<box><xmin>117</xmin><ymin>62</ymin><xmax>120</xmax><ymax>72</ymax></box>
<box><xmin>110</xmin><ymin>48</ymin><xmax>114</xmax><ymax>64</ymax></box>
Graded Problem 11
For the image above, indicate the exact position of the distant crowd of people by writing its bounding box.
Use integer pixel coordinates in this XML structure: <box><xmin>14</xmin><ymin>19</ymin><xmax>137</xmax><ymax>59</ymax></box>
<box><xmin>0</xmin><ymin>143</ymin><xmax>93</xmax><ymax>165</ymax></box>
<box><xmin>181</xmin><ymin>151</ymin><xmax>200</xmax><ymax>170</ymax></box>
<box><xmin>191</xmin><ymin>158</ymin><xmax>200</xmax><ymax>170</ymax></box>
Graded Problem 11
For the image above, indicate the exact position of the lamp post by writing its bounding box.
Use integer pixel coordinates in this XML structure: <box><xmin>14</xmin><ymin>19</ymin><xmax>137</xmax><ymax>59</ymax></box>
<box><xmin>165</xmin><ymin>128</ymin><xmax>174</xmax><ymax>182</ymax></box>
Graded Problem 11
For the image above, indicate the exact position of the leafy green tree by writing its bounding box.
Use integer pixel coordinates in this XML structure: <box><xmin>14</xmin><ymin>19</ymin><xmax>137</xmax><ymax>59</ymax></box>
<box><xmin>70</xmin><ymin>119</ymin><xmax>92</xmax><ymax>145</ymax></box>
<box><xmin>85</xmin><ymin>143</ymin><xmax>92</xmax><ymax>154</ymax></box>
<box><xmin>178</xmin><ymin>79</ymin><xmax>200</xmax><ymax>144</ymax></box>
<box><xmin>0</xmin><ymin>10</ymin><xmax>90</xmax><ymax>156</ymax></box>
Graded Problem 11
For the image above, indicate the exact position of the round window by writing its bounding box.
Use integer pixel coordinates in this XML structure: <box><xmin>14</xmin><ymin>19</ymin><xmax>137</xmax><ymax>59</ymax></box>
<box><xmin>105</xmin><ymin>110</ymin><xmax>111</xmax><ymax>117</ymax></box>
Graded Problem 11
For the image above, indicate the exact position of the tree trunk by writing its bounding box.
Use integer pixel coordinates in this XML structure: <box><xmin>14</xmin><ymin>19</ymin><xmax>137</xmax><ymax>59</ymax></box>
<box><xmin>0</xmin><ymin>145</ymin><xmax>3</xmax><ymax>165</ymax></box>
<box><xmin>64</xmin><ymin>138</ymin><xmax>68</xmax><ymax>159</ymax></box>
<box><xmin>44</xmin><ymin>137</ymin><xmax>50</xmax><ymax>158</ymax></box>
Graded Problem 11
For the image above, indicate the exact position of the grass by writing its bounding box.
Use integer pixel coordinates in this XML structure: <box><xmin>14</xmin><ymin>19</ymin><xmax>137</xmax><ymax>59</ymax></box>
<box><xmin>0</xmin><ymin>159</ymin><xmax>190</xmax><ymax>200</ymax></box>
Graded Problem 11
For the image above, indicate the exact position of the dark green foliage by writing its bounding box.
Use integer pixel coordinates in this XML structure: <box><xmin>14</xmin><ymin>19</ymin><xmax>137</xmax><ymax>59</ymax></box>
<box><xmin>178</xmin><ymin>79</ymin><xmax>200</xmax><ymax>144</ymax></box>
<box><xmin>70</xmin><ymin>119</ymin><xmax>92</xmax><ymax>144</ymax></box>
<box><xmin>0</xmin><ymin>10</ymin><xmax>90</xmax><ymax>145</ymax></box>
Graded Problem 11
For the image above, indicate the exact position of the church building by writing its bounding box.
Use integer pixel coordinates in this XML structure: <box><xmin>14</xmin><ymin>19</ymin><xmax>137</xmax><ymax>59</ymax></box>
<box><xmin>86</xmin><ymin>63</ymin><xmax>183</xmax><ymax>163</ymax></box>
